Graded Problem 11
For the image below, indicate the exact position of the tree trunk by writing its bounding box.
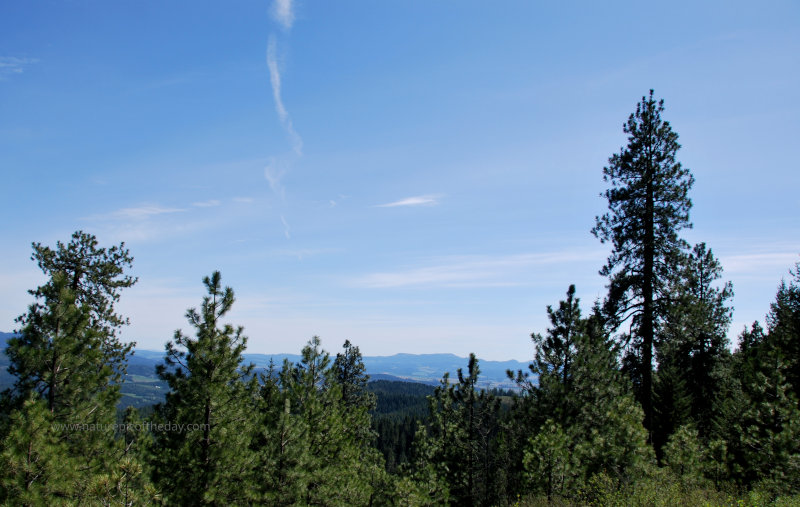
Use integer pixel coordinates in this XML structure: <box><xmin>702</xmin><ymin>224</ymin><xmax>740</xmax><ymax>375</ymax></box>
<box><xmin>642</xmin><ymin>155</ymin><xmax>655</xmax><ymax>441</ymax></box>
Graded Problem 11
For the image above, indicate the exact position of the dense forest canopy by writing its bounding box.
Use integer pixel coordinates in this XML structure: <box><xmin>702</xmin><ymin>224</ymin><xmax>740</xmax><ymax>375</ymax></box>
<box><xmin>1</xmin><ymin>92</ymin><xmax>799</xmax><ymax>505</ymax></box>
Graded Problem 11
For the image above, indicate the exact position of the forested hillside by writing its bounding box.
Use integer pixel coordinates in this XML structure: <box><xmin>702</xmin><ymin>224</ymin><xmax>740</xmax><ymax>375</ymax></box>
<box><xmin>1</xmin><ymin>92</ymin><xmax>799</xmax><ymax>505</ymax></box>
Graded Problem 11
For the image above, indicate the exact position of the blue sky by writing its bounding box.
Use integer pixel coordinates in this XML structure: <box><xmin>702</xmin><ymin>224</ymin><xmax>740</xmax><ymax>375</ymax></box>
<box><xmin>1</xmin><ymin>1</ymin><xmax>798</xmax><ymax>360</ymax></box>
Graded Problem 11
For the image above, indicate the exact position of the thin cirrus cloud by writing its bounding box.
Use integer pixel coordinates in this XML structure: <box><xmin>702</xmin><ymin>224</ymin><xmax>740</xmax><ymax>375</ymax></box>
<box><xmin>0</xmin><ymin>56</ymin><xmax>39</xmax><ymax>80</ymax></box>
<box><xmin>192</xmin><ymin>199</ymin><xmax>221</xmax><ymax>208</ymax></box>
<box><xmin>280</xmin><ymin>214</ymin><xmax>291</xmax><ymax>239</ymax></box>
<box><xmin>353</xmin><ymin>251</ymin><xmax>604</xmax><ymax>289</ymax></box>
<box><xmin>88</xmin><ymin>204</ymin><xmax>186</xmax><ymax>220</ymax></box>
<box><xmin>375</xmin><ymin>194</ymin><xmax>442</xmax><ymax>208</ymax></box>
<box><xmin>264</xmin><ymin>158</ymin><xmax>286</xmax><ymax>197</ymax></box>
<box><xmin>720</xmin><ymin>251</ymin><xmax>800</xmax><ymax>278</ymax></box>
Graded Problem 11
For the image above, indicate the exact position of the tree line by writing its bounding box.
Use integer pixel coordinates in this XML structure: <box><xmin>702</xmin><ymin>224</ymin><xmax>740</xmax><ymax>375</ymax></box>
<box><xmin>1</xmin><ymin>91</ymin><xmax>798</xmax><ymax>505</ymax></box>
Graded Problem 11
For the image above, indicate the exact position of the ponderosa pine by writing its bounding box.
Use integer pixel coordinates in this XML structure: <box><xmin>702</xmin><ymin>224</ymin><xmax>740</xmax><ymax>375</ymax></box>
<box><xmin>2</xmin><ymin>231</ymin><xmax>137</xmax><ymax>501</ymax></box>
<box><xmin>151</xmin><ymin>271</ymin><xmax>258</xmax><ymax>505</ymax></box>
<box><xmin>592</xmin><ymin>90</ymin><xmax>694</xmax><ymax>437</ymax></box>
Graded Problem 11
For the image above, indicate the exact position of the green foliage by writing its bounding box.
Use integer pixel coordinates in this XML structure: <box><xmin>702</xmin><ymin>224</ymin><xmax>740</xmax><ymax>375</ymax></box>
<box><xmin>716</xmin><ymin>267</ymin><xmax>800</xmax><ymax>497</ymax></box>
<box><xmin>334</xmin><ymin>339</ymin><xmax>374</xmax><ymax>410</ymax></box>
<box><xmin>408</xmin><ymin>354</ymin><xmax>503</xmax><ymax>505</ymax></box>
<box><xmin>519</xmin><ymin>286</ymin><xmax>653</xmax><ymax>502</ymax></box>
<box><xmin>1</xmin><ymin>231</ymin><xmax>138</xmax><ymax>503</ymax></box>
<box><xmin>736</xmin><ymin>356</ymin><xmax>800</xmax><ymax>495</ymax></box>
<box><xmin>653</xmin><ymin>360</ymin><xmax>693</xmax><ymax>459</ymax></box>
<box><xmin>6</xmin><ymin>231</ymin><xmax>135</xmax><ymax>415</ymax></box>
<box><xmin>657</xmin><ymin>243</ymin><xmax>734</xmax><ymax>446</ymax></box>
<box><xmin>662</xmin><ymin>424</ymin><xmax>708</xmax><ymax>488</ymax></box>
<box><xmin>592</xmin><ymin>90</ymin><xmax>695</xmax><ymax>434</ymax></box>
<box><xmin>529</xmin><ymin>284</ymin><xmax>583</xmax><ymax>425</ymax></box>
<box><xmin>5</xmin><ymin>128</ymin><xmax>800</xmax><ymax>503</ymax></box>
<box><xmin>369</xmin><ymin>380</ymin><xmax>432</xmax><ymax>472</ymax></box>
<box><xmin>524</xmin><ymin>420</ymin><xmax>573</xmax><ymax>500</ymax></box>
<box><xmin>253</xmin><ymin>368</ymin><xmax>314</xmax><ymax>505</ymax></box>
<box><xmin>252</xmin><ymin>337</ymin><xmax>386</xmax><ymax>505</ymax></box>
<box><xmin>766</xmin><ymin>263</ymin><xmax>800</xmax><ymax>398</ymax></box>
<box><xmin>0</xmin><ymin>394</ymin><xmax>79</xmax><ymax>504</ymax></box>
<box><xmin>152</xmin><ymin>271</ymin><xmax>258</xmax><ymax>505</ymax></box>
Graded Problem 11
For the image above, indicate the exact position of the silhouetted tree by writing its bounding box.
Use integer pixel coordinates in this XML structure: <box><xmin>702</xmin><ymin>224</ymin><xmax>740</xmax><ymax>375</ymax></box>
<box><xmin>592</xmin><ymin>90</ymin><xmax>694</xmax><ymax>436</ymax></box>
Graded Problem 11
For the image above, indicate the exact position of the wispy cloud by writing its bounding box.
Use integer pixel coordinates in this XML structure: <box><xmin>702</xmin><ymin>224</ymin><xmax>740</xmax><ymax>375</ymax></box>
<box><xmin>270</xmin><ymin>247</ymin><xmax>342</xmax><ymax>260</ymax></box>
<box><xmin>81</xmin><ymin>199</ymin><xmax>244</xmax><ymax>244</ymax></box>
<box><xmin>375</xmin><ymin>194</ymin><xmax>442</xmax><ymax>208</ymax></box>
<box><xmin>233</xmin><ymin>196</ymin><xmax>255</xmax><ymax>204</ymax></box>
<box><xmin>718</xmin><ymin>251</ymin><xmax>800</xmax><ymax>283</ymax></box>
<box><xmin>279</xmin><ymin>214</ymin><xmax>291</xmax><ymax>239</ymax></box>
<box><xmin>0</xmin><ymin>56</ymin><xmax>39</xmax><ymax>81</ymax></box>
<box><xmin>353</xmin><ymin>251</ymin><xmax>604</xmax><ymax>289</ymax></box>
<box><xmin>267</xmin><ymin>36</ymin><xmax>303</xmax><ymax>155</ymax></box>
<box><xmin>329</xmin><ymin>194</ymin><xmax>350</xmax><ymax>208</ymax></box>
<box><xmin>720</xmin><ymin>252</ymin><xmax>799</xmax><ymax>274</ymax></box>
<box><xmin>271</xmin><ymin>0</ymin><xmax>295</xmax><ymax>30</ymax></box>
<box><xmin>192</xmin><ymin>199</ymin><xmax>221</xmax><ymax>208</ymax></box>
<box><xmin>87</xmin><ymin>204</ymin><xmax>185</xmax><ymax>220</ymax></box>
<box><xmin>264</xmin><ymin>158</ymin><xmax>287</xmax><ymax>197</ymax></box>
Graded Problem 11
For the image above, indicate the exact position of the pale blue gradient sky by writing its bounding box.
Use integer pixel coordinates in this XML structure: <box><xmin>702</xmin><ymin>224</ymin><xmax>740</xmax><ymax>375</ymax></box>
<box><xmin>1</xmin><ymin>1</ymin><xmax>798</xmax><ymax>360</ymax></box>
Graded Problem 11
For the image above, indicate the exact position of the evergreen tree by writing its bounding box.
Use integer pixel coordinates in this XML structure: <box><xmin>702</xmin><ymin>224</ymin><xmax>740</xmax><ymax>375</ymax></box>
<box><xmin>523</xmin><ymin>419</ymin><xmax>572</xmax><ymax>501</ymax></box>
<box><xmin>333</xmin><ymin>339</ymin><xmax>373</xmax><ymax>410</ymax></box>
<box><xmin>2</xmin><ymin>231</ymin><xmax>137</xmax><ymax>501</ymax></box>
<box><xmin>662</xmin><ymin>424</ymin><xmax>709</xmax><ymax>489</ymax></box>
<box><xmin>109</xmin><ymin>406</ymin><xmax>159</xmax><ymax>505</ymax></box>
<box><xmin>252</xmin><ymin>360</ymin><xmax>313</xmax><ymax>505</ymax></box>
<box><xmin>293</xmin><ymin>337</ymin><xmax>381</xmax><ymax>504</ymax></box>
<box><xmin>331</xmin><ymin>340</ymin><xmax>391</xmax><ymax>505</ymax></box>
<box><xmin>592</xmin><ymin>90</ymin><xmax>694</xmax><ymax>436</ymax></box>
<box><xmin>520</xmin><ymin>287</ymin><xmax>653</xmax><ymax>501</ymax></box>
<box><xmin>735</xmin><ymin>353</ymin><xmax>800</xmax><ymax>494</ymax></box>
<box><xmin>721</xmin><ymin>269</ymin><xmax>800</xmax><ymax>494</ymax></box>
<box><xmin>568</xmin><ymin>306</ymin><xmax>653</xmax><ymax>487</ymax></box>
<box><xmin>251</xmin><ymin>338</ymin><xmax>386</xmax><ymax>505</ymax></box>
<box><xmin>652</xmin><ymin>360</ymin><xmax>692</xmax><ymax>460</ymax></box>
<box><xmin>399</xmin><ymin>373</ymin><xmax>455</xmax><ymax>505</ymax></box>
<box><xmin>658</xmin><ymin>243</ymin><xmax>733</xmax><ymax>440</ymax></box>
<box><xmin>6</xmin><ymin>231</ymin><xmax>136</xmax><ymax>415</ymax></box>
<box><xmin>529</xmin><ymin>284</ymin><xmax>583</xmax><ymax>426</ymax></box>
<box><xmin>396</xmin><ymin>416</ymin><xmax>450</xmax><ymax>506</ymax></box>
<box><xmin>766</xmin><ymin>262</ymin><xmax>800</xmax><ymax>397</ymax></box>
<box><xmin>411</xmin><ymin>355</ymin><xmax>502</xmax><ymax>506</ymax></box>
<box><xmin>151</xmin><ymin>271</ymin><xmax>258</xmax><ymax>505</ymax></box>
<box><xmin>0</xmin><ymin>394</ymin><xmax>79</xmax><ymax>504</ymax></box>
<box><xmin>709</xmin><ymin>323</ymin><xmax>764</xmax><ymax>484</ymax></box>
<box><xmin>504</xmin><ymin>284</ymin><xmax>585</xmax><ymax>496</ymax></box>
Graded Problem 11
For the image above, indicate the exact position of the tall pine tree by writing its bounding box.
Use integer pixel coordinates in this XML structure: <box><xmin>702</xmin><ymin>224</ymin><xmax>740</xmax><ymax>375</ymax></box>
<box><xmin>592</xmin><ymin>90</ymin><xmax>694</xmax><ymax>436</ymax></box>
<box><xmin>151</xmin><ymin>271</ymin><xmax>258</xmax><ymax>505</ymax></box>
<box><xmin>520</xmin><ymin>287</ymin><xmax>652</xmax><ymax>501</ymax></box>
<box><xmin>2</xmin><ymin>231</ymin><xmax>137</xmax><ymax>502</ymax></box>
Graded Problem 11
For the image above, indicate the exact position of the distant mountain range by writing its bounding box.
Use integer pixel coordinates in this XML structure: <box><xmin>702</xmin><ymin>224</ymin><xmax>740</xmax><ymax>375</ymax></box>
<box><xmin>0</xmin><ymin>332</ymin><xmax>531</xmax><ymax>408</ymax></box>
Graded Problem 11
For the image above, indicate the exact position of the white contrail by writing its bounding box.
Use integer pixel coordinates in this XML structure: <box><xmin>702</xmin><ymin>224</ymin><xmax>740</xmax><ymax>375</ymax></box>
<box><xmin>264</xmin><ymin>158</ymin><xmax>286</xmax><ymax>197</ymax></box>
<box><xmin>267</xmin><ymin>0</ymin><xmax>299</xmax><ymax>241</ymax></box>
<box><xmin>280</xmin><ymin>214</ymin><xmax>291</xmax><ymax>239</ymax></box>
<box><xmin>267</xmin><ymin>35</ymin><xmax>303</xmax><ymax>156</ymax></box>
<box><xmin>271</xmin><ymin>0</ymin><xmax>294</xmax><ymax>30</ymax></box>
